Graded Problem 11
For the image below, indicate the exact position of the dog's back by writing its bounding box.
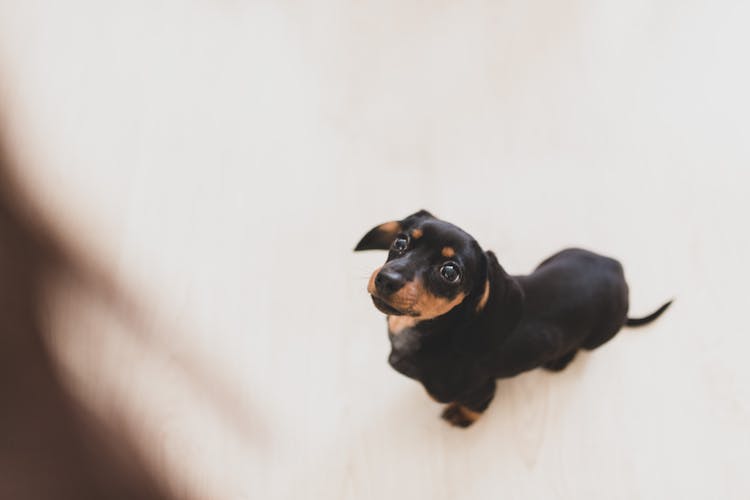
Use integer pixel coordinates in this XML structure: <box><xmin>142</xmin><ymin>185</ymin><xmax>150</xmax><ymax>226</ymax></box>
<box><xmin>511</xmin><ymin>249</ymin><xmax>629</xmax><ymax>362</ymax></box>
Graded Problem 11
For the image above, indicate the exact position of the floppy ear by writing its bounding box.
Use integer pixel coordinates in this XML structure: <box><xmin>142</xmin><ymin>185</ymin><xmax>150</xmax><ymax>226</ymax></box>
<box><xmin>484</xmin><ymin>250</ymin><xmax>524</xmax><ymax>333</ymax></box>
<box><xmin>354</xmin><ymin>220</ymin><xmax>401</xmax><ymax>251</ymax></box>
<box><xmin>354</xmin><ymin>210</ymin><xmax>435</xmax><ymax>251</ymax></box>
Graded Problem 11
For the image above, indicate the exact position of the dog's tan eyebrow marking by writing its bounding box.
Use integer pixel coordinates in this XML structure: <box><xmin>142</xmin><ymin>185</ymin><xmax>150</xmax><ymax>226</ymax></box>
<box><xmin>441</xmin><ymin>246</ymin><xmax>455</xmax><ymax>258</ymax></box>
<box><xmin>476</xmin><ymin>280</ymin><xmax>490</xmax><ymax>312</ymax></box>
<box><xmin>411</xmin><ymin>228</ymin><xmax>423</xmax><ymax>239</ymax></box>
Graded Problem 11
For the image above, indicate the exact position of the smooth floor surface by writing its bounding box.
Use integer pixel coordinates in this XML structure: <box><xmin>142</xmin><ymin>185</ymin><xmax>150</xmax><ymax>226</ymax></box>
<box><xmin>0</xmin><ymin>1</ymin><xmax>748</xmax><ymax>499</ymax></box>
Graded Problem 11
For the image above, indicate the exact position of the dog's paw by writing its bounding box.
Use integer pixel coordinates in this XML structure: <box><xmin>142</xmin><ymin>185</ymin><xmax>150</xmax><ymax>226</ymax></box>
<box><xmin>441</xmin><ymin>403</ymin><xmax>481</xmax><ymax>428</ymax></box>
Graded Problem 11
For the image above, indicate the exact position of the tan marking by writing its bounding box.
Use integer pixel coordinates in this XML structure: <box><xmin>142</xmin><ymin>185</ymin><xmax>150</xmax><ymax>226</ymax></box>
<box><xmin>388</xmin><ymin>315</ymin><xmax>419</xmax><ymax>334</ymax></box>
<box><xmin>476</xmin><ymin>279</ymin><xmax>490</xmax><ymax>312</ymax></box>
<box><xmin>443</xmin><ymin>402</ymin><xmax>483</xmax><ymax>425</ymax></box>
<box><xmin>385</xmin><ymin>280</ymin><xmax>419</xmax><ymax>312</ymax></box>
<box><xmin>411</xmin><ymin>228</ymin><xmax>423</xmax><ymax>239</ymax></box>
<box><xmin>441</xmin><ymin>246</ymin><xmax>455</xmax><ymax>258</ymax></box>
<box><xmin>368</xmin><ymin>274</ymin><xmax>466</xmax><ymax>320</ymax></box>
<box><xmin>379</xmin><ymin>221</ymin><xmax>400</xmax><ymax>233</ymax></box>
<box><xmin>367</xmin><ymin>266</ymin><xmax>382</xmax><ymax>295</ymax></box>
<box><xmin>458</xmin><ymin>405</ymin><xmax>481</xmax><ymax>422</ymax></box>
<box><xmin>413</xmin><ymin>288</ymin><xmax>465</xmax><ymax>320</ymax></box>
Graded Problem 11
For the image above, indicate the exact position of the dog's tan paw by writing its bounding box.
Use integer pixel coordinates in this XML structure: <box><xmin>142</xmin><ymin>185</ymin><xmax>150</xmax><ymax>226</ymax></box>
<box><xmin>441</xmin><ymin>403</ymin><xmax>481</xmax><ymax>428</ymax></box>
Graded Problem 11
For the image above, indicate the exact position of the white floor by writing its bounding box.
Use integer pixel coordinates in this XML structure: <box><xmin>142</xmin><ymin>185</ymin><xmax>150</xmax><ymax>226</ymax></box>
<box><xmin>1</xmin><ymin>1</ymin><xmax>748</xmax><ymax>499</ymax></box>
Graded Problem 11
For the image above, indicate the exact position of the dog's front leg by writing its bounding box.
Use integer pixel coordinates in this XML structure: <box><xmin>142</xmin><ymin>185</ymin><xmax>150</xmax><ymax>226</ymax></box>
<box><xmin>441</xmin><ymin>379</ymin><xmax>496</xmax><ymax>428</ymax></box>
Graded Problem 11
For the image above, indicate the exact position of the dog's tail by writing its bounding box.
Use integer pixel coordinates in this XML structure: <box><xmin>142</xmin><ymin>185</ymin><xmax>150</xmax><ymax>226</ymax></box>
<box><xmin>625</xmin><ymin>300</ymin><xmax>673</xmax><ymax>327</ymax></box>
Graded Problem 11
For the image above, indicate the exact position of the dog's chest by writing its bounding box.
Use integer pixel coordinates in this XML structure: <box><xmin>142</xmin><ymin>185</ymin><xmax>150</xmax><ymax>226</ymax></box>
<box><xmin>387</xmin><ymin>325</ymin><xmax>482</xmax><ymax>401</ymax></box>
<box><xmin>386</xmin><ymin>321</ymin><xmax>463</xmax><ymax>381</ymax></box>
<box><xmin>387</xmin><ymin>325</ymin><xmax>428</xmax><ymax>378</ymax></box>
<box><xmin>389</xmin><ymin>326</ymin><xmax>421</xmax><ymax>354</ymax></box>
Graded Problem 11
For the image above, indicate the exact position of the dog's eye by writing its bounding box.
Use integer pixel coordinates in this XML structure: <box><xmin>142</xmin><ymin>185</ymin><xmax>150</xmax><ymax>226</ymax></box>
<box><xmin>440</xmin><ymin>263</ymin><xmax>460</xmax><ymax>282</ymax></box>
<box><xmin>392</xmin><ymin>236</ymin><xmax>409</xmax><ymax>252</ymax></box>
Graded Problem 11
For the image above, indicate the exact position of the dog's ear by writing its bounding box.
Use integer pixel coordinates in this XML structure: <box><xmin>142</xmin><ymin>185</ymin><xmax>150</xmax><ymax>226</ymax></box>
<box><xmin>405</xmin><ymin>209</ymin><xmax>434</xmax><ymax>221</ymax></box>
<box><xmin>484</xmin><ymin>250</ymin><xmax>524</xmax><ymax>331</ymax></box>
<box><xmin>354</xmin><ymin>220</ymin><xmax>402</xmax><ymax>251</ymax></box>
<box><xmin>354</xmin><ymin>210</ymin><xmax>435</xmax><ymax>251</ymax></box>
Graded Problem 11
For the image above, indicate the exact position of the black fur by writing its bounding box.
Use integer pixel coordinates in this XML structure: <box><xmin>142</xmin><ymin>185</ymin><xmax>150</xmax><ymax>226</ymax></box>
<box><xmin>355</xmin><ymin>210</ymin><xmax>671</xmax><ymax>427</ymax></box>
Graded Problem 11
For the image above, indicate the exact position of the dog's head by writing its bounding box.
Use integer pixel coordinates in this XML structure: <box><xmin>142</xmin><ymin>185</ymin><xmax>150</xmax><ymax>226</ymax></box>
<box><xmin>354</xmin><ymin>210</ymin><xmax>490</xmax><ymax>319</ymax></box>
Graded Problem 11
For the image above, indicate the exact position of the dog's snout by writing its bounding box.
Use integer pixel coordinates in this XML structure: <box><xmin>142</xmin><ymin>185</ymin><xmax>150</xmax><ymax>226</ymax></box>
<box><xmin>375</xmin><ymin>269</ymin><xmax>406</xmax><ymax>295</ymax></box>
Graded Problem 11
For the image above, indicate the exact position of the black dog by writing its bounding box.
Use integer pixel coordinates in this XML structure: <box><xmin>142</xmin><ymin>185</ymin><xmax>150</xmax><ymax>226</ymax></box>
<box><xmin>355</xmin><ymin>210</ymin><xmax>671</xmax><ymax>428</ymax></box>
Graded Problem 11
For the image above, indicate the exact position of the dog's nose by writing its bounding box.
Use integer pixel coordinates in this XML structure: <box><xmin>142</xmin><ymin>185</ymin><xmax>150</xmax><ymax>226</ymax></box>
<box><xmin>375</xmin><ymin>269</ymin><xmax>406</xmax><ymax>296</ymax></box>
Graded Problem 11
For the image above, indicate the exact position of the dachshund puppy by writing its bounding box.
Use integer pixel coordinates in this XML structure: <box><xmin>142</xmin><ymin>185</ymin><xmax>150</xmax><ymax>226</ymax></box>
<box><xmin>354</xmin><ymin>210</ymin><xmax>671</xmax><ymax>428</ymax></box>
